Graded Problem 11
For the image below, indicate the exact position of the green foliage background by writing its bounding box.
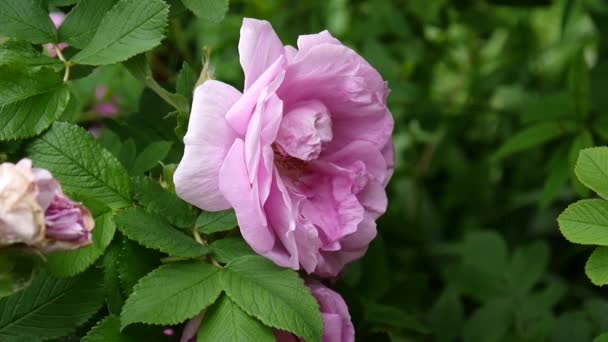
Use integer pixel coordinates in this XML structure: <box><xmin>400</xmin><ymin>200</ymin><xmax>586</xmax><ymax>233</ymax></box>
<box><xmin>2</xmin><ymin>0</ymin><xmax>608</xmax><ymax>341</ymax></box>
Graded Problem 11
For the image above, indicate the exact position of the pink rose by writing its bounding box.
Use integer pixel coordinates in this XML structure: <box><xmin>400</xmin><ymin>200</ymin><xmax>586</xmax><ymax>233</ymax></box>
<box><xmin>174</xmin><ymin>18</ymin><xmax>394</xmax><ymax>276</ymax></box>
<box><xmin>0</xmin><ymin>159</ymin><xmax>94</xmax><ymax>252</ymax></box>
<box><xmin>45</xmin><ymin>12</ymin><xmax>68</xmax><ymax>58</ymax></box>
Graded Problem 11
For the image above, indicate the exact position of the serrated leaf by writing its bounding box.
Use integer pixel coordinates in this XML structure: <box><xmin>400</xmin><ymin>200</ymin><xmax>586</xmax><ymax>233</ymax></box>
<box><xmin>0</xmin><ymin>269</ymin><xmax>104</xmax><ymax>342</ymax></box>
<box><xmin>575</xmin><ymin>147</ymin><xmax>608</xmax><ymax>200</ymax></box>
<box><xmin>130</xmin><ymin>141</ymin><xmax>172</xmax><ymax>175</ymax></box>
<box><xmin>198</xmin><ymin>294</ymin><xmax>274</xmax><ymax>342</ymax></box>
<box><xmin>569</xmin><ymin>132</ymin><xmax>594</xmax><ymax>197</ymax></box>
<box><xmin>83</xmin><ymin>315</ymin><xmax>138</xmax><ymax>342</ymax></box>
<box><xmin>176</xmin><ymin>62</ymin><xmax>197</xmax><ymax>103</ymax></box>
<box><xmin>196</xmin><ymin>209</ymin><xmax>237</xmax><ymax>234</ymax></box>
<box><xmin>210</xmin><ymin>237</ymin><xmax>255</xmax><ymax>264</ymax></box>
<box><xmin>558</xmin><ymin>199</ymin><xmax>608</xmax><ymax>245</ymax></box>
<box><xmin>58</xmin><ymin>0</ymin><xmax>120</xmax><ymax>49</ymax></box>
<box><xmin>132</xmin><ymin>177</ymin><xmax>195</xmax><ymax>229</ymax></box>
<box><xmin>181</xmin><ymin>0</ymin><xmax>229</xmax><ymax>23</ymax></box>
<box><xmin>121</xmin><ymin>261</ymin><xmax>222</xmax><ymax>327</ymax></box>
<box><xmin>71</xmin><ymin>0</ymin><xmax>169</xmax><ymax>65</ymax></box>
<box><xmin>586</xmin><ymin>247</ymin><xmax>608</xmax><ymax>286</ymax></box>
<box><xmin>0</xmin><ymin>66</ymin><xmax>63</xmax><ymax>106</ymax></box>
<box><xmin>114</xmin><ymin>207</ymin><xmax>207</xmax><ymax>258</ymax></box>
<box><xmin>492</xmin><ymin>121</ymin><xmax>576</xmax><ymax>160</ymax></box>
<box><xmin>0</xmin><ymin>0</ymin><xmax>57</xmax><ymax>43</ymax></box>
<box><xmin>117</xmin><ymin>239</ymin><xmax>161</xmax><ymax>297</ymax></box>
<box><xmin>46</xmin><ymin>212</ymin><xmax>115</xmax><ymax>277</ymax></box>
<box><xmin>27</xmin><ymin>122</ymin><xmax>132</xmax><ymax>209</ymax></box>
<box><xmin>118</xmin><ymin>138</ymin><xmax>136</xmax><ymax>171</ymax></box>
<box><xmin>0</xmin><ymin>40</ymin><xmax>62</xmax><ymax>69</ymax></box>
<box><xmin>220</xmin><ymin>255</ymin><xmax>323</xmax><ymax>342</ymax></box>
<box><xmin>103</xmin><ymin>240</ymin><xmax>126</xmax><ymax>314</ymax></box>
<box><xmin>0</xmin><ymin>86</ymin><xmax>70</xmax><ymax>141</ymax></box>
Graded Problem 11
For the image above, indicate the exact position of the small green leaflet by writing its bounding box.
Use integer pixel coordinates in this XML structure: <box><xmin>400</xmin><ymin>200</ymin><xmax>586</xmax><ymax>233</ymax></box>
<box><xmin>71</xmin><ymin>0</ymin><xmax>169</xmax><ymax>65</ymax></box>
<box><xmin>0</xmin><ymin>40</ymin><xmax>62</xmax><ymax>69</ymax></box>
<box><xmin>196</xmin><ymin>209</ymin><xmax>238</xmax><ymax>234</ymax></box>
<box><xmin>210</xmin><ymin>237</ymin><xmax>255</xmax><ymax>264</ymax></box>
<box><xmin>129</xmin><ymin>141</ymin><xmax>172</xmax><ymax>175</ymax></box>
<box><xmin>0</xmin><ymin>269</ymin><xmax>104</xmax><ymax>342</ymax></box>
<box><xmin>117</xmin><ymin>239</ymin><xmax>161</xmax><ymax>297</ymax></box>
<box><xmin>575</xmin><ymin>147</ymin><xmax>608</xmax><ymax>200</ymax></box>
<box><xmin>132</xmin><ymin>177</ymin><xmax>195</xmax><ymax>229</ymax></box>
<box><xmin>121</xmin><ymin>261</ymin><xmax>222</xmax><ymax>327</ymax></box>
<box><xmin>568</xmin><ymin>132</ymin><xmax>594</xmax><ymax>197</ymax></box>
<box><xmin>221</xmin><ymin>255</ymin><xmax>324</xmax><ymax>342</ymax></box>
<box><xmin>83</xmin><ymin>315</ymin><xmax>138</xmax><ymax>342</ymax></box>
<box><xmin>0</xmin><ymin>0</ymin><xmax>57</xmax><ymax>43</ymax></box>
<box><xmin>181</xmin><ymin>0</ymin><xmax>229</xmax><ymax>23</ymax></box>
<box><xmin>103</xmin><ymin>240</ymin><xmax>126</xmax><ymax>314</ymax></box>
<box><xmin>114</xmin><ymin>207</ymin><xmax>207</xmax><ymax>258</ymax></box>
<box><xmin>27</xmin><ymin>122</ymin><xmax>132</xmax><ymax>209</ymax></box>
<box><xmin>492</xmin><ymin>121</ymin><xmax>576</xmax><ymax>161</ymax></box>
<box><xmin>198</xmin><ymin>295</ymin><xmax>275</xmax><ymax>342</ymax></box>
<box><xmin>46</xmin><ymin>212</ymin><xmax>116</xmax><ymax>277</ymax></box>
<box><xmin>585</xmin><ymin>247</ymin><xmax>608</xmax><ymax>286</ymax></box>
<box><xmin>58</xmin><ymin>0</ymin><xmax>120</xmax><ymax>49</ymax></box>
<box><xmin>558</xmin><ymin>199</ymin><xmax>608</xmax><ymax>245</ymax></box>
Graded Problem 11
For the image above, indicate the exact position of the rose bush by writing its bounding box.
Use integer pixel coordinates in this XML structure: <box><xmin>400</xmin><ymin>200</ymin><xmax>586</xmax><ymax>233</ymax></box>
<box><xmin>175</xmin><ymin>18</ymin><xmax>394</xmax><ymax>277</ymax></box>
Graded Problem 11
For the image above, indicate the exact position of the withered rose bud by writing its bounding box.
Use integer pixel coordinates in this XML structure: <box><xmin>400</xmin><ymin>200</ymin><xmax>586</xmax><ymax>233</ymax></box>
<box><xmin>0</xmin><ymin>159</ymin><xmax>94</xmax><ymax>252</ymax></box>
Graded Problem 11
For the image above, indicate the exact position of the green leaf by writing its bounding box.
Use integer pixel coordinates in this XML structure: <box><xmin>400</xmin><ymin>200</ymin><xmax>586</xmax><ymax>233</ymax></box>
<box><xmin>558</xmin><ymin>199</ymin><xmax>608</xmax><ymax>245</ymax></box>
<box><xmin>46</xmin><ymin>212</ymin><xmax>116</xmax><ymax>277</ymax></box>
<box><xmin>181</xmin><ymin>0</ymin><xmax>229</xmax><ymax>23</ymax></box>
<box><xmin>569</xmin><ymin>132</ymin><xmax>594</xmax><ymax>197</ymax></box>
<box><xmin>130</xmin><ymin>141</ymin><xmax>172</xmax><ymax>175</ymax></box>
<box><xmin>0</xmin><ymin>66</ymin><xmax>63</xmax><ymax>106</ymax></box>
<box><xmin>118</xmin><ymin>138</ymin><xmax>137</xmax><ymax>171</ymax></box>
<box><xmin>198</xmin><ymin>294</ymin><xmax>275</xmax><ymax>342</ymax></box>
<box><xmin>492</xmin><ymin>121</ymin><xmax>576</xmax><ymax>160</ymax></box>
<box><xmin>27</xmin><ymin>122</ymin><xmax>132</xmax><ymax>209</ymax></box>
<box><xmin>586</xmin><ymin>247</ymin><xmax>608</xmax><ymax>286</ymax></box>
<box><xmin>568</xmin><ymin>52</ymin><xmax>591</xmax><ymax>119</ymax></box>
<box><xmin>83</xmin><ymin>315</ymin><xmax>138</xmax><ymax>342</ymax></box>
<box><xmin>575</xmin><ymin>147</ymin><xmax>608</xmax><ymax>200</ymax></box>
<box><xmin>0</xmin><ymin>40</ymin><xmax>62</xmax><ymax>69</ymax></box>
<box><xmin>196</xmin><ymin>209</ymin><xmax>238</xmax><ymax>234</ymax></box>
<box><xmin>508</xmin><ymin>241</ymin><xmax>549</xmax><ymax>294</ymax></box>
<box><xmin>71</xmin><ymin>0</ymin><xmax>169</xmax><ymax>65</ymax></box>
<box><xmin>114</xmin><ymin>207</ymin><xmax>207</xmax><ymax>258</ymax></box>
<box><xmin>210</xmin><ymin>237</ymin><xmax>255</xmax><ymax>264</ymax></box>
<box><xmin>0</xmin><ymin>269</ymin><xmax>104</xmax><ymax>342</ymax></box>
<box><xmin>0</xmin><ymin>86</ymin><xmax>70</xmax><ymax>141</ymax></box>
<box><xmin>117</xmin><ymin>239</ymin><xmax>161</xmax><ymax>297</ymax></box>
<box><xmin>121</xmin><ymin>261</ymin><xmax>222</xmax><ymax>327</ymax></box>
<box><xmin>176</xmin><ymin>61</ymin><xmax>197</xmax><ymax>103</ymax></box>
<box><xmin>132</xmin><ymin>177</ymin><xmax>195</xmax><ymax>229</ymax></box>
<box><xmin>429</xmin><ymin>287</ymin><xmax>463</xmax><ymax>341</ymax></box>
<box><xmin>595</xmin><ymin>333</ymin><xmax>608</xmax><ymax>342</ymax></box>
<box><xmin>463</xmin><ymin>299</ymin><xmax>511</xmax><ymax>342</ymax></box>
<box><xmin>220</xmin><ymin>255</ymin><xmax>323</xmax><ymax>342</ymax></box>
<box><xmin>365</xmin><ymin>302</ymin><xmax>429</xmax><ymax>333</ymax></box>
<box><xmin>103</xmin><ymin>240</ymin><xmax>126</xmax><ymax>314</ymax></box>
<box><xmin>58</xmin><ymin>0</ymin><xmax>120</xmax><ymax>49</ymax></box>
<box><xmin>0</xmin><ymin>0</ymin><xmax>57</xmax><ymax>43</ymax></box>
<box><xmin>540</xmin><ymin>148</ymin><xmax>569</xmax><ymax>208</ymax></box>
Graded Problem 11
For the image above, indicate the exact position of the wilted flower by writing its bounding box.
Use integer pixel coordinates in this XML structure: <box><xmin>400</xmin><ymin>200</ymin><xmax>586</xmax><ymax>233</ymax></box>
<box><xmin>0</xmin><ymin>159</ymin><xmax>94</xmax><ymax>252</ymax></box>
<box><xmin>175</xmin><ymin>18</ymin><xmax>394</xmax><ymax>277</ymax></box>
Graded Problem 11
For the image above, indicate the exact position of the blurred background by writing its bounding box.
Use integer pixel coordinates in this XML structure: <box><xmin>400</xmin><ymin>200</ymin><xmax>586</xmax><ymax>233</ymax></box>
<box><xmin>63</xmin><ymin>0</ymin><xmax>608</xmax><ymax>340</ymax></box>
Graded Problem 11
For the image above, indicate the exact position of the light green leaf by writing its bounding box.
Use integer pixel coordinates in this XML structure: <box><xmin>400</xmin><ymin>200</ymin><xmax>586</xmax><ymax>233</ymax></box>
<box><xmin>132</xmin><ymin>177</ymin><xmax>195</xmax><ymax>229</ymax></box>
<box><xmin>221</xmin><ymin>255</ymin><xmax>323</xmax><ymax>342</ymax></box>
<box><xmin>121</xmin><ymin>261</ymin><xmax>222</xmax><ymax>327</ymax></box>
<box><xmin>27</xmin><ymin>122</ymin><xmax>132</xmax><ymax>209</ymax></box>
<box><xmin>0</xmin><ymin>40</ymin><xmax>62</xmax><ymax>69</ymax></box>
<box><xmin>196</xmin><ymin>209</ymin><xmax>238</xmax><ymax>234</ymax></box>
<box><xmin>0</xmin><ymin>86</ymin><xmax>70</xmax><ymax>141</ymax></box>
<box><xmin>0</xmin><ymin>269</ymin><xmax>104</xmax><ymax>342</ymax></box>
<box><xmin>210</xmin><ymin>237</ymin><xmax>255</xmax><ymax>264</ymax></box>
<box><xmin>58</xmin><ymin>0</ymin><xmax>120</xmax><ymax>49</ymax></box>
<box><xmin>575</xmin><ymin>147</ymin><xmax>608</xmax><ymax>200</ymax></box>
<box><xmin>114</xmin><ymin>207</ymin><xmax>207</xmax><ymax>258</ymax></box>
<box><xmin>83</xmin><ymin>315</ymin><xmax>138</xmax><ymax>342</ymax></box>
<box><xmin>181</xmin><ymin>0</ymin><xmax>229</xmax><ymax>23</ymax></box>
<box><xmin>46</xmin><ymin>212</ymin><xmax>115</xmax><ymax>277</ymax></box>
<box><xmin>558</xmin><ymin>199</ymin><xmax>608</xmax><ymax>245</ymax></box>
<box><xmin>595</xmin><ymin>333</ymin><xmax>608</xmax><ymax>342</ymax></box>
<box><xmin>0</xmin><ymin>0</ymin><xmax>57</xmax><ymax>43</ymax></box>
<box><xmin>586</xmin><ymin>247</ymin><xmax>608</xmax><ymax>286</ymax></box>
<box><xmin>130</xmin><ymin>141</ymin><xmax>172</xmax><ymax>175</ymax></box>
<box><xmin>569</xmin><ymin>132</ymin><xmax>594</xmax><ymax>197</ymax></box>
<box><xmin>71</xmin><ymin>0</ymin><xmax>169</xmax><ymax>65</ymax></box>
<box><xmin>198</xmin><ymin>294</ymin><xmax>275</xmax><ymax>342</ymax></box>
<box><xmin>492</xmin><ymin>121</ymin><xmax>576</xmax><ymax>161</ymax></box>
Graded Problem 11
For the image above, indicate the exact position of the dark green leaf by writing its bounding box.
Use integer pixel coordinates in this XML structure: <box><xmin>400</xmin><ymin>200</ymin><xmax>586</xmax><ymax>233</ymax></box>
<box><xmin>0</xmin><ymin>0</ymin><xmax>57</xmax><ymax>43</ymax></box>
<box><xmin>83</xmin><ymin>315</ymin><xmax>138</xmax><ymax>342</ymax></box>
<box><xmin>196</xmin><ymin>209</ymin><xmax>238</xmax><ymax>234</ymax></box>
<box><xmin>132</xmin><ymin>177</ymin><xmax>195</xmax><ymax>229</ymax></box>
<box><xmin>117</xmin><ymin>239</ymin><xmax>161</xmax><ymax>296</ymax></box>
<box><xmin>210</xmin><ymin>237</ymin><xmax>255</xmax><ymax>264</ymax></box>
<box><xmin>58</xmin><ymin>0</ymin><xmax>120</xmax><ymax>48</ymax></box>
<box><xmin>493</xmin><ymin>121</ymin><xmax>576</xmax><ymax>161</ymax></box>
<box><xmin>130</xmin><ymin>141</ymin><xmax>172</xmax><ymax>175</ymax></box>
<box><xmin>181</xmin><ymin>0</ymin><xmax>229</xmax><ymax>23</ymax></box>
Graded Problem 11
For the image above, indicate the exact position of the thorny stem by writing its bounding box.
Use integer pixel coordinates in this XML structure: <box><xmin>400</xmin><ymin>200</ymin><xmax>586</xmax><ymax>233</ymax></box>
<box><xmin>54</xmin><ymin>45</ymin><xmax>71</xmax><ymax>83</ymax></box>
